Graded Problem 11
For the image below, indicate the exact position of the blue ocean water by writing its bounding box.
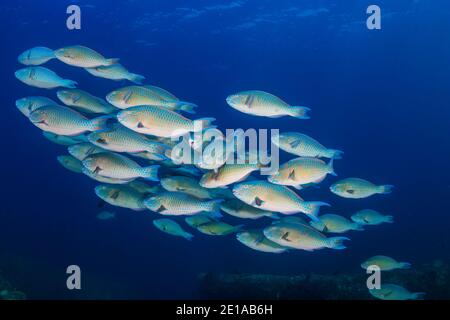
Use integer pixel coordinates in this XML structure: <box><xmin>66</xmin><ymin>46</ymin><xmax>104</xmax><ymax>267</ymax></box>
<box><xmin>1</xmin><ymin>0</ymin><xmax>450</xmax><ymax>299</ymax></box>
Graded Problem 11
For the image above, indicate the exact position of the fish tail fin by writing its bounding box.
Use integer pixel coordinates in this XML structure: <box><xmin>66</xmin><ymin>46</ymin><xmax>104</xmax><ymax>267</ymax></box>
<box><xmin>411</xmin><ymin>292</ymin><xmax>426</xmax><ymax>300</ymax></box>
<box><xmin>289</xmin><ymin>106</ymin><xmax>311</xmax><ymax>119</ymax></box>
<box><xmin>63</xmin><ymin>79</ymin><xmax>78</xmax><ymax>88</ymax></box>
<box><xmin>105</xmin><ymin>58</ymin><xmax>120</xmax><ymax>66</ymax></box>
<box><xmin>204</xmin><ymin>199</ymin><xmax>224</xmax><ymax>215</ymax></box>
<box><xmin>328</xmin><ymin>158</ymin><xmax>337</xmax><ymax>176</ymax></box>
<box><xmin>384</xmin><ymin>215</ymin><xmax>394</xmax><ymax>223</ymax></box>
<box><xmin>328</xmin><ymin>149</ymin><xmax>344</xmax><ymax>159</ymax></box>
<box><xmin>176</xmin><ymin>102</ymin><xmax>198</xmax><ymax>114</ymax></box>
<box><xmin>194</xmin><ymin>117</ymin><xmax>216</xmax><ymax>132</ymax></box>
<box><xmin>327</xmin><ymin>236</ymin><xmax>350</xmax><ymax>250</ymax></box>
<box><xmin>399</xmin><ymin>262</ymin><xmax>412</xmax><ymax>269</ymax></box>
<box><xmin>128</xmin><ymin>73</ymin><xmax>146</xmax><ymax>85</ymax></box>
<box><xmin>305</xmin><ymin>201</ymin><xmax>330</xmax><ymax>221</ymax></box>
<box><xmin>89</xmin><ymin>115</ymin><xmax>115</xmax><ymax>131</ymax></box>
<box><xmin>379</xmin><ymin>184</ymin><xmax>394</xmax><ymax>194</ymax></box>
<box><xmin>141</xmin><ymin>165</ymin><xmax>160</xmax><ymax>181</ymax></box>
<box><xmin>183</xmin><ymin>232</ymin><xmax>194</xmax><ymax>241</ymax></box>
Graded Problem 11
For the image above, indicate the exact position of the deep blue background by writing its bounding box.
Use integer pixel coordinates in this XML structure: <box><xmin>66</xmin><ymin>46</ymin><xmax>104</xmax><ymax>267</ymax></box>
<box><xmin>0</xmin><ymin>0</ymin><xmax>449</xmax><ymax>299</ymax></box>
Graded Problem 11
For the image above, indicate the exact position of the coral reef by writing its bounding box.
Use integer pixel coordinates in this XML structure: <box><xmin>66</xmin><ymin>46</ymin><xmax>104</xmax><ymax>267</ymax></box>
<box><xmin>0</xmin><ymin>270</ymin><xmax>26</xmax><ymax>300</ymax></box>
<box><xmin>199</xmin><ymin>260</ymin><xmax>450</xmax><ymax>300</ymax></box>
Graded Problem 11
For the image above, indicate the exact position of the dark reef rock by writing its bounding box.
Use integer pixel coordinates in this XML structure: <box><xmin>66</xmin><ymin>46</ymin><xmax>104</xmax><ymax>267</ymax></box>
<box><xmin>199</xmin><ymin>260</ymin><xmax>450</xmax><ymax>300</ymax></box>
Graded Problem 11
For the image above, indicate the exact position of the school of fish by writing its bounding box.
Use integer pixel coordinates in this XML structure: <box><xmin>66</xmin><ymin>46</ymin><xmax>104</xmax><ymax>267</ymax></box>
<box><xmin>14</xmin><ymin>45</ymin><xmax>423</xmax><ymax>299</ymax></box>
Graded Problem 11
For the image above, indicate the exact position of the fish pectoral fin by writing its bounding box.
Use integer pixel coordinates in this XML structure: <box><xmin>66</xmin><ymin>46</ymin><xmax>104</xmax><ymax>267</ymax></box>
<box><xmin>123</xmin><ymin>91</ymin><xmax>133</xmax><ymax>103</ymax></box>
<box><xmin>281</xmin><ymin>232</ymin><xmax>291</xmax><ymax>242</ymax></box>
<box><xmin>93</xmin><ymin>166</ymin><xmax>102</xmax><ymax>174</ymax></box>
<box><xmin>363</xmin><ymin>218</ymin><xmax>370</xmax><ymax>224</ymax></box>
<box><xmin>244</xmin><ymin>95</ymin><xmax>255</xmax><ymax>108</ymax></box>
<box><xmin>288</xmin><ymin>169</ymin><xmax>296</xmax><ymax>181</ymax></box>
<box><xmin>156</xmin><ymin>205</ymin><xmax>167</xmax><ymax>213</ymax></box>
<box><xmin>253</xmin><ymin>196</ymin><xmax>264</xmax><ymax>207</ymax></box>
<box><xmin>96</xmin><ymin>138</ymin><xmax>108</xmax><ymax>145</ymax></box>
<box><xmin>110</xmin><ymin>191</ymin><xmax>120</xmax><ymax>200</ymax></box>
<box><xmin>323</xmin><ymin>226</ymin><xmax>329</xmax><ymax>233</ymax></box>
<box><xmin>137</xmin><ymin>122</ymin><xmax>145</xmax><ymax>129</ymax></box>
<box><xmin>289</xmin><ymin>139</ymin><xmax>301</xmax><ymax>148</ymax></box>
<box><xmin>346</xmin><ymin>189</ymin><xmax>355</xmax><ymax>194</ymax></box>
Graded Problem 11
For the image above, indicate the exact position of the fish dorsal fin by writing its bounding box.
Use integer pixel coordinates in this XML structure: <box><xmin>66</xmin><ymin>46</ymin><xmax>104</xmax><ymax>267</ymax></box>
<box><xmin>281</xmin><ymin>232</ymin><xmax>291</xmax><ymax>242</ymax></box>
<box><xmin>253</xmin><ymin>197</ymin><xmax>264</xmax><ymax>207</ymax></box>
<box><xmin>157</xmin><ymin>205</ymin><xmax>167</xmax><ymax>213</ymax></box>
<box><xmin>110</xmin><ymin>190</ymin><xmax>120</xmax><ymax>200</ymax></box>
<box><xmin>288</xmin><ymin>169</ymin><xmax>296</xmax><ymax>181</ymax></box>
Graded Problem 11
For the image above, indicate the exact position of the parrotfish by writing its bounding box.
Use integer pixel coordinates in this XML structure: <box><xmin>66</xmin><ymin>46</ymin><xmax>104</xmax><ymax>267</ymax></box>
<box><xmin>143</xmin><ymin>192</ymin><xmax>222</xmax><ymax>216</ymax></box>
<box><xmin>117</xmin><ymin>105</ymin><xmax>214</xmax><ymax>138</ymax></box>
<box><xmin>85</xmin><ymin>64</ymin><xmax>145</xmax><ymax>84</ymax></box>
<box><xmin>106</xmin><ymin>85</ymin><xmax>197</xmax><ymax>114</ymax></box>
<box><xmin>330</xmin><ymin>178</ymin><xmax>394</xmax><ymax>199</ymax></box>
<box><xmin>55</xmin><ymin>45</ymin><xmax>119</xmax><ymax>68</ymax></box>
<box><xmin>232</xmin><ymin>180</ymin><xmax>329</xmax><ymax>220</ymax></box>
<box><xmin>16</xmin><ymin>96</ymin><xmax>58</xmax><ymax>117</ymax></box>
<box><xmin>361</xmin><ymin>255</ymin><xmax>411</xmax><ymax>271</ymax></box>
<box><xmin>29</xmin><ymin>105</ymin><xmax>111</xmax><ymax>136</ymax></box>
<box><xmin>95</xmin><ymin>184</ymin><xmax>147</xmax><ymax>210</ymax></box>
<box><xmin>226</xmin><ymin>90</ymin><xmax>310</xmax><ymax>119</ymax></box>
<box><xmin>236</xmin><ymin>230</ymin><xmax>288</xmax><ymax>253</ymax></box>
<box><xmin>153</xmin><ymin>218</ymin><xmax>194</xmax><ymax>240</ymax></box>
<box><xmin>351</xmin><ymin>209</ymin><xmax>394</xmax><ymax>226</ymax></box>
<box><xmin>82</xmin><ymin>152</ymin><xmax>160</xmax><ymax>181</ymax></box>
<box><xmin>57</xmin><ymin>89</ymin><xmax>116</xmax><ymax>114</ymax></box>
<box><xmin>15</xmin><ymin>67</ymin><xmax>77</xmax><ymax>89</ymax></box>
<box><xmin>264</xmin><ymin>222</ymin><xmax>349</xmax><ymax>251</ymax></box>
<box><xmin>272</xmin><ymin>132</ymin><xmax>343</xmax><ymax>159</ymax></box>
<box><xmin>268</xmin><ymin>157</ymin><xmax>335</xmax><ymax>189</ymax></box>
<box><xmin>18</xmin><ymin>47</ymin><xmax>55</xmax><ymax>66</ymax></box>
